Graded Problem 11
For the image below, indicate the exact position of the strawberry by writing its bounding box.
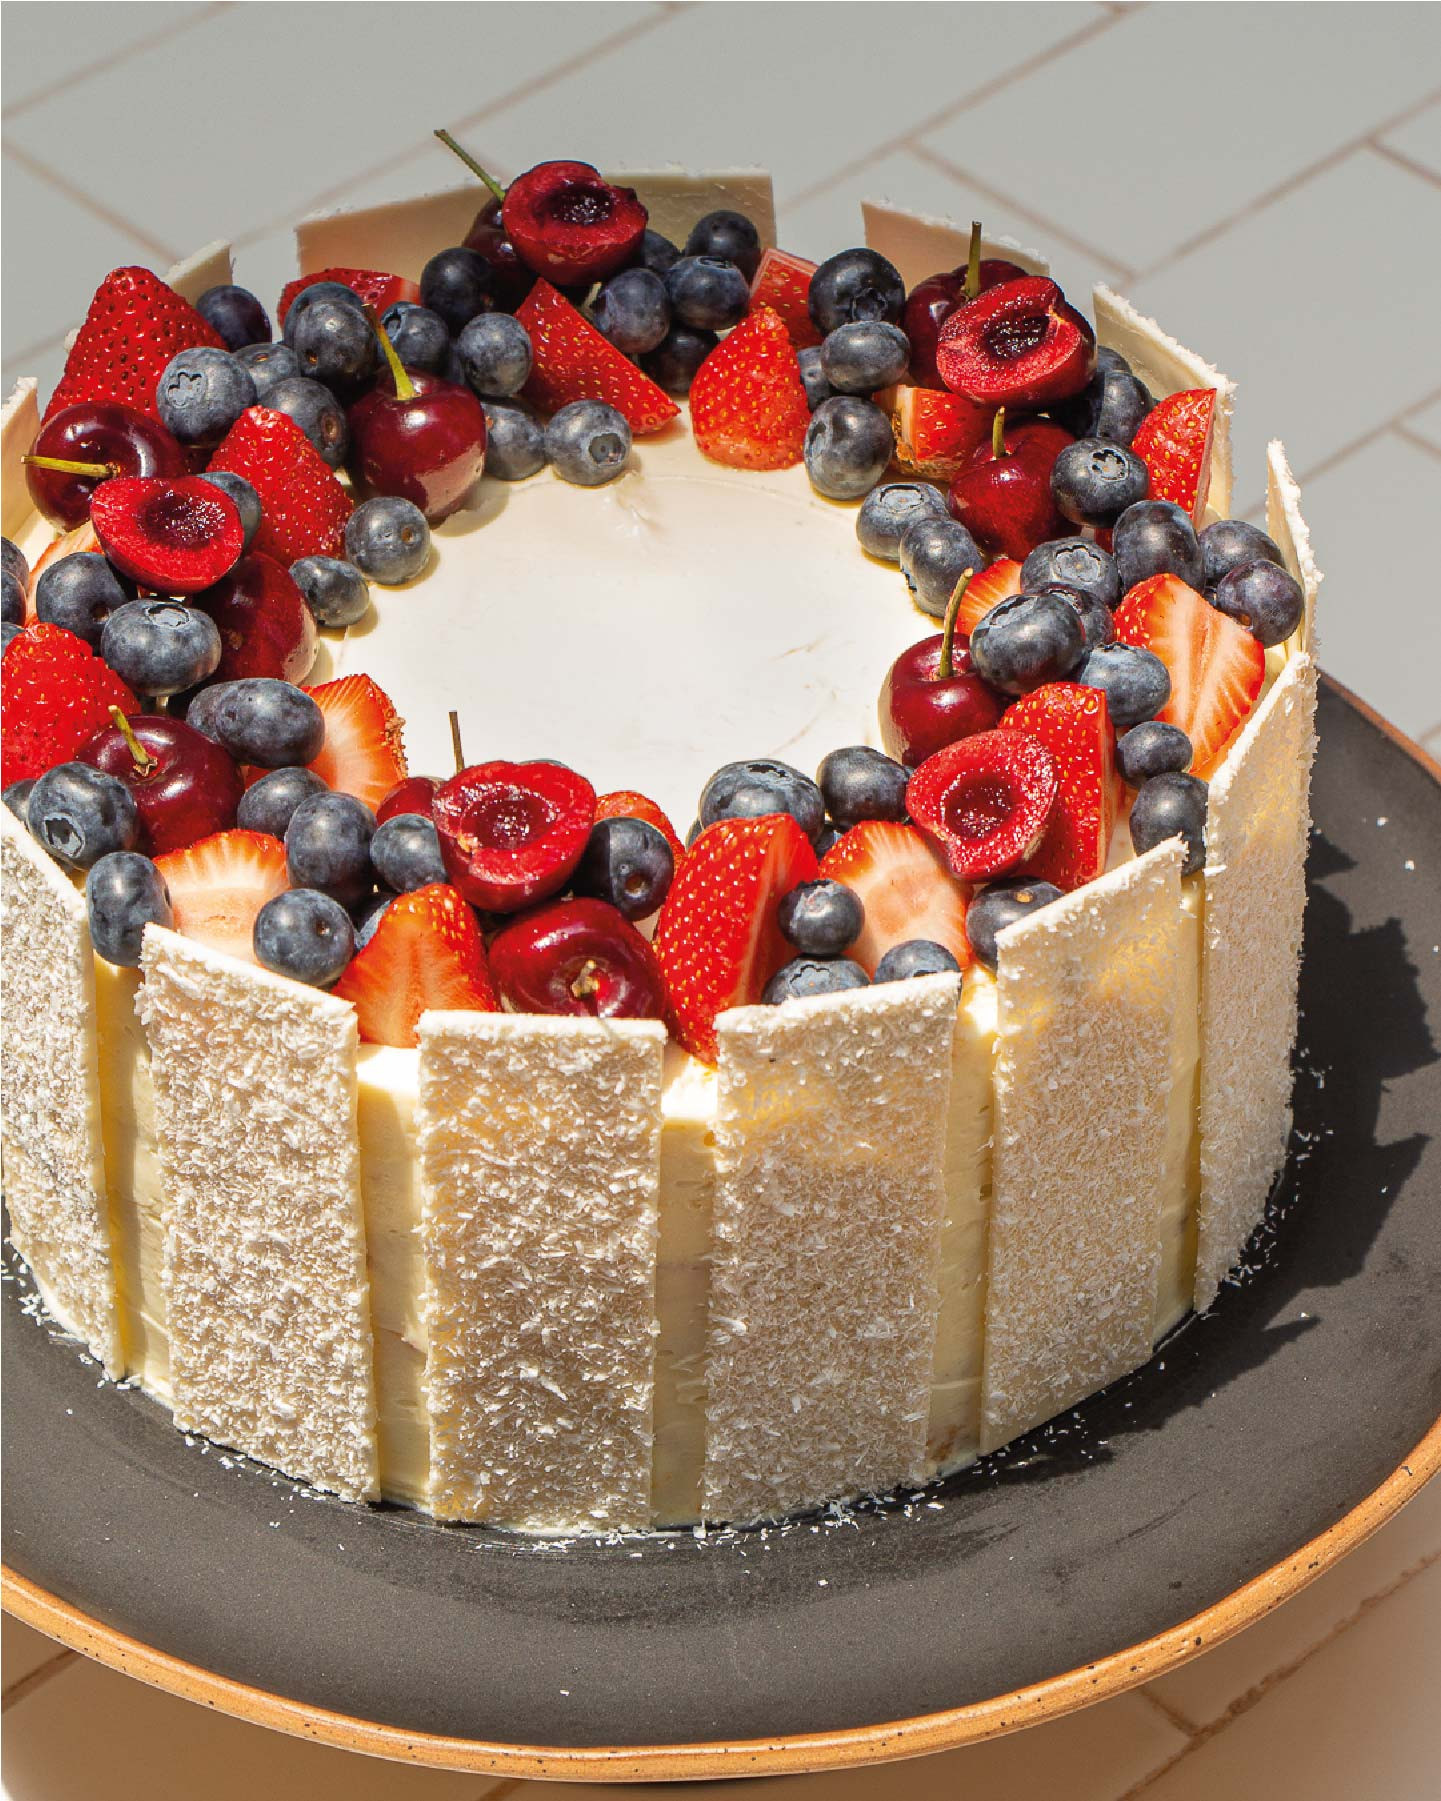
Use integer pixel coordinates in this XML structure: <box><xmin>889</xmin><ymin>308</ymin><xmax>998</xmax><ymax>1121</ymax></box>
<box><xmin>517</xmin><ymin>279</ymin><xmax>680</xmax><ymax>436</ymax></box>
<box><xmin>1132</xmin><ymin>389</ymin><xmax>1216</xmax><ymax>524</ymax></box>
<box><xmin>43</xmin><ymin>267</ymin><xmax>225</xmax><ymax>425</ymax></box>
<box><xmin>276</xmin><ymin>267</ymin><xmax>421</xmax><ymax>326</ymax></box>
<box><xmin>954</xmin><ymin>557</ymin><xmax>1023</xmax><ymax>636</ymax></box>
<box><xmin>208</xmin><ymin>406</ymin><xmax>352</xmax><ymax>565</ymax></box>
<box><xmin>653</xmin><ymin>814</ymin><xmax>818</xmax><ymax>1063</ymax></box>
<box><xmin>1114</xmin><ymin>574</ymin><xmax>1266</xmax><ymax>778</ymax></box>
<box><xmin>748</xmin><ymin>248</ymin><xmax>822</xmax><ymax>348</ymax></box>
<box><xmin>153</xmin><ymin>829</ymin><xmax>289</xmax><ymax>964</ymax></box>
<box><xmin>819</xmin><ymin>820</ymin><xmax>971</xmax><ymax>975</ymax></box>
<box><xmin>690</xmin><ymin>305</ymin><xmax>809</xmax><ymax>472</ymax></box>
<box><xmin>881</xmin><ymin>383</ymin><xmax>994</xmax><ymax>482</ymax></box>
<box><xmin>594</xmin><ymin>789</ymin><xmax>685</xmax><ymax>863</ymax></box>
<box><xmin>303</xmin><ymin>674</ymin><xmax>407</xmax><ymax>811</ymax></box>
<box><xmin>1</xmin><ymin>623</ymin><xmax>138</xmax><ymax>785</ymax></box>
<box><xmin>1001</xmin><ymin>683</ymin><xmax>1118</xmax><ymax>890</ymax></box>
<box><xmin>331</xmin><ymin>883</ymin><xmax>496</xmax><ymax>1048</ymax></box>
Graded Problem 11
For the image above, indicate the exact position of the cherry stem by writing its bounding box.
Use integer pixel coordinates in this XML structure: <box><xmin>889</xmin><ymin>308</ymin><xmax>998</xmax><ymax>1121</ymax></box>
<box><xmin>937</xmin><ymin>568</ymin><xmax>975</xmax><ymax>682</ymax></box>
<box><xmin>991</xmin><ymin>406</ymin><xmax>1007</xmax><ymax>460</ymax></box>
<box><xmin>364</xmin><ymin>305</ymin><xmax>415</xmax><ymax>402</ymax></box>
<box><xmin>434</xmin><ymin>129</ymin><xmax>506</xmax><ymax>204</ymax></box>
<box><xmin>964</xmin><ymin>221</ymin><xmax>983</xmax><ymax>303</ymax></box>
<box><xmin>449</xmin><ymin>710</ymin><xmax>465</xmax><ymax>775</ymax></box>
<box><xmin>109</xmin><ymin>705</ymin><xmax>156</xmax><ymax>776</ymax></box>
<box><xmin>22</xmin><ymin>454</ymin><xmax>116</xmax><ymax>479</ymax></box>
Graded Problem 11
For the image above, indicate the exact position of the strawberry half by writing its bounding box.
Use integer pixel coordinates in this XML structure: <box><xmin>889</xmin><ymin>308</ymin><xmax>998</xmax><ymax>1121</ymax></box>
<box><xmin>1001</xmin><ymin>683</ymin><xmax>1118</xmax><ymax>890</ymax></box>
<box><xmin>1132</xmin><ymin>389</ymin><xmax>1216</xmax><ymax>525</ymax></box>
<box><xmin>303</xmin><ymin>674</ymin><xmax>407</xmax><ymax>811</ymax></box>
<box><xmin>208</xmin><ymin>406</ymin><xmax>352</xmax><ymax>565</ymax></box>
<box><xmin>43</xmin><ymin>267</ymin><xmax>225</xmax><ymax>425</ymax></box>
<box><xmin>153</xmin><ymin>828</ymin><xmax>289</xmax><ymax>964</ymax></box>
<box><xmin>653</xmin><ymin>813</ymin><xmax>818</xmax><ymax>1064</ymax></box>
<box><xmin>517</xmin><ymin>279</ymin><xmax>680</xmax><ymax>437</ymax></box>
<box><xmin>690</xmin><ymin>305</ymin><xmax>809</xmax><ymax>472</ymax></box>
<box><xmin>748</xmin><ymin>249</ymin><xmax>823</xmax><ymax>348</ymax></box>
<box><xmin>906</xmin><ymin>729</ymin><xmax>1059</xmax><ymax>882</ymax></box>
<box><xmin>882</xmin><ymin>383</ymin><xmax>993</xmax><ymax>482</ymax></box>
<box><xmin>1114</xmin><ymin>574</ymin><xmax>1265</xmax><ymax>777</ymax></box>
<box><xmin>594</xmin><ymin>789</ymin><xmax>685</xmax><ymax>863</ymax></box>
<box><xmin>819</xmin><ymin>820</ymin><xmax>971</xmax><ymax>975</ymax></box>
<box><xmin>954</xmin><ymin>557</ymin><xmax>1024</xmax><ymax>635</ymax></box>
<box><xmin>331</xmin><ymin>883</ymin><xmax>496</xmax><ymax>1048</ymax></box>
<box><xmin>1</xmin><ymin>623</ymin><xmax>138</xmax><ymax>786</ymax></box>
<box><xmin>276</xmin><ymin>267</ymin><xmax>421</xmax><ymax>326</ymax></box>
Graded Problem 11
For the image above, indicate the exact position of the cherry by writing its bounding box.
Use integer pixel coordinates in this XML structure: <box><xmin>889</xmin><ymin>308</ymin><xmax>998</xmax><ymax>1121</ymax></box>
<box><xmin>195</xmin><ymin>552</ymin><xmax>318</xmax><ymax>683</ymax></box>
<box><xmin>947</xmin><ymin>409</ymin><xmax>1073</xmax><ymax>560</ymax></box>
<box><xmin>489</xmin><ymin>896</ymin><xmax>666</xmax><ymax>1020</ymax></box>
<box><xmin>433</xmin><ymin>131</ymin><xmax>538</xmax><ymax>311</ymax></box>
<box><xmin>880</xmin><ymin>571</ymin><xmax>1006</xmax><ymax>767</ymax></box>
<box><xmin>937</xmin><ymin>275</ymin><xmax>1096</xmax><ymax>408</ymax></box>
<box><xmin>348</xmin><ymin>313</ymin><xmax>487</xmax><ymax>522</ymax></box>
<box><xmin>433</xmin><ymin>759</ymin><xmax>595</xmax><ymax>912</ymax></box>
<box><xmin>376</xmin><ymin>774</ymin><xmax>440</xmax><ymax>824</ymax></box>
<box><xmin>903</xmin><ymin>274</ymin><xmax>964</xmax><ymax>389</ymax></box>
<box><xmin>90</xmin><ymin>475</ymin><xmax>244</xmax><ymax>595</ymax></box>
<box><xmin>906</xmin><ymin>727</ymin><xmax>1059</xmax><ymax>881</ymax></box>
<box><xmin>23</xmin><ymin>403</ymin><xmax>187</xmax><ymax>530</ymax></box>
<box><xmin>502</xmin><ymin>159</ymin><xmax>647</xmax><ymax>286</ymax></box>
<box><xmin>77</xmin><ymin>707</ymin><xmax>243</xmax><ymax>855</ymax></box>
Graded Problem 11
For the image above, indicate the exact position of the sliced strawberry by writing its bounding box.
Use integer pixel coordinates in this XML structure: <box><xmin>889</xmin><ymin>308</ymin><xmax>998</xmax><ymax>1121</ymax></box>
<box><xmin>1132</xmin><ymin>389</ymin><xmax>1216</xmax><ymax>525</ymax></box>
<box><xmin>1114</xmin><ymin>574</ymin><xmax>1265</xmax><ymax>777</ymax></box>
<box><xmin>208</xmin><ymin>406</ymin><xmax>352</xmax><ymax>565</ymax></box>
<box><xmin>43</xmin><ymin>267</ymin><xmax>225</xmax><ymax>425</ymax></box>
<box><xmin>819</xmin><ymin>820</ymin><xmax>971</xmax><ymax>975</ymax></box>
<box><xmin>882</xmin><ymin>383</ymin><xmax>993</xmax><ymax>482</ymax></box>
<box><xmin>276</xmin><ymin>267</ymin><xmax>421</xmax><ymax>326</ymax></box>
<box><xmin>954</xmin><ymin>556</ymin><xmax>1024</xmax><ymax>636</ymax></box>
<box><xmin>303</xmin><ymin>674</ymin><xmax>407</xmax><ymax>811</ymax></box>
<box><xmin>331</xmin><ymin>883</ymin><xmax>496</xmax><ymax>1048</ymax></box>
<box><xmin>690</xmin><ymin>305</ymin><xmax>809</xmax><ymax>472</ymax></box>
<box><xmin>517</xmin><ymin>279</ymin><xmax>680</xmax><ymax>436</ymax></box>
<box><xmin>594</xmin><ymin>789</ymin><xmax>685</xmax><ymax>863</ymax></box>
<box><xmin>1001</xmin><ymin>683</ymin><xmax>1118</xmax><ymax>890</ymax></box>
<box><xmin>748</xmin><ymin>248</ymin><xmax>822</xmax><ymax>348</ymax></box>
<box><xmin>653</xmin><ymin>814</ymin><xmax>818</xmax><ymax>1064</ymax></box>
<box><xmin>153</xmin><ymin>829</ymin><xmax>289</xmax><ymax>964</ymax></box>
<box><xmin>906</xmin><ymin>729</ymin><xmax>1059</xmax><ymax>882</ymax></box>
<box><xmin>1</xmin><ymin>622</ymin><xmax>138</xmax><ymax>786</ymax></box>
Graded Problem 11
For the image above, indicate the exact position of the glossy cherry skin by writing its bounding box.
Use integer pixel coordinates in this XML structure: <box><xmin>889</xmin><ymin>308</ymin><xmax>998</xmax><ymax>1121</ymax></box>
<box><xmin>903</xmin><ymin>262</ymin><xmax>1034</xmax><ymax>388</ymax></box>
<box><xmin>879</xmin><ymin>634</ymin><xmax>1006</xmax><ymax>768</ymax></box>
<box><xmin>25</xmin><ymin>403</ymin><xmax>188</xmax><ymax>529</ymax></box>
<box><xmin>948</xmin><ymin>419</ymin><xmax>1074</xmax><ymax>561</ymax></box>
<box><xmin>463</xmin><ymin>197</ymin><xmax>538</xmax><ymax>311</ymax></box>
<box><xmin>349</xmin><ymin>371</ymin><xmax>488</xmax><ymax>523</ymax></box>
<box><xmin>376</xmin><ymin>774</ymin><xmax>440</xmax><ymax>824</ymax></box>
<box><xmin>488</xmin><ymin>896</ymin><xmax>667</xmax><ymax>1020</ymax></box>
<box><xmin>77</xmin><ymin>713</ymin><xmax>243</xmax><ymax>854</ymax></box>
<box><xmin>195</xmin><ymin>552</ymin><xmax>318</xmax><ymax>684</ymax></box>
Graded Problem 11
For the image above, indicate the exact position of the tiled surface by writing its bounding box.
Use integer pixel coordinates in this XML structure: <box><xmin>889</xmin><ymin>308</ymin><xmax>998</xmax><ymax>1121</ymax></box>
<box><xmin>2</xmin><ymin>3</ymin><xmax>1438</xmax><ymax>1794</ymax></box>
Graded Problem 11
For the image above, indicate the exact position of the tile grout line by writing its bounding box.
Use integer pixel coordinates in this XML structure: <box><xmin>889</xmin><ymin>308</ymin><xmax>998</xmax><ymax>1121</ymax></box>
<box><xmin>1284</xmin><ymin>388</ymin><xmax>1441</xmax><ymax>495</ymax></box>
<box><xmin>1369</xmin><ymin>138</ymin><xmax>1441</xmax><ymax>190</ymax></box>
<box><xmin>2</xmin><ymin>139</ymin><xmax>181</xmax><ymax>267</ymax></box>
<box><xmin>0</xmin><ymin>1646</ymin><xmax>78</xmax><ymax>1713</ymax></box>
<box><xmin>4</xmin><ymin>325</ymin><xmax>75</xmax><ymax>376</ymax></box>
<box><xmin>2</xmin><ymin>1</ymin><xmax>236</xmax><ymax>119</ymax></box>
<box><xmin>1135</xmin><ymin>1684</ymin><xmax>1203</xmax><ymax>1740</ymax></box>
<box><xmin>1393</xmin><ymin>423</ymin><xmax>1441</xmax><ymax>466</ymax></box>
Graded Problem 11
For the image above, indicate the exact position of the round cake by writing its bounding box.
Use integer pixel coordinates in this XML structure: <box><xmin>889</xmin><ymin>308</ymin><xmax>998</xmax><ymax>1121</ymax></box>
<box><xmin>0</xmin><ymin>159</ymin><xmax>1320</xmax><ymax>1534</ymax></box>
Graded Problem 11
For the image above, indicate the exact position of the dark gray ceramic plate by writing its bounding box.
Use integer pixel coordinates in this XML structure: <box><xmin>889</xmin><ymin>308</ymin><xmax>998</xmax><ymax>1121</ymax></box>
<box><xmin>4</xmin><ymin>680</ymin><xmax>1439</xmax><ymax>1782</ymax></box>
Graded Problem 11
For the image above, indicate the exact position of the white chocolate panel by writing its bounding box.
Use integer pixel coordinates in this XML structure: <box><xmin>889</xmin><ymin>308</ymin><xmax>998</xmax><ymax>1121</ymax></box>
<box><xmin>862</xmin><ymin>201</ymin><xmax>1048</xmax><ymax>290</ymax></box>
<box><xmin>1267</xmin><ymin>439</ymin><xmax>1323</xmax><ymax>658</ymax></box>
<box><xmin>2</xmin><ymin>379</ymin><xmax>41</xmax><ymax>539</ymax></box>
<box><xmin>165</xmin><ymin>241</ymin><xmax>234</xmax><ymax>307</ymax></box>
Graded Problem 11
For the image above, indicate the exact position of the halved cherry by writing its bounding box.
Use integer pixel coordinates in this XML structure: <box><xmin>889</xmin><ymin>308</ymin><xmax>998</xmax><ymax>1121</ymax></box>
<box><xmin>489</xmin><ymin>896</ymin><xmax>666</xmax><ymax>1019</ymax></box>
<box><xmin>906</xmin><ymin>728</ymin><xmax>1059</xmax><ymax>880</ymax></box>
<box><xmin>91</xmin><ymin>475</ymin><xmax>244</xmax><ymax>595</ymax></box>
<box><xmin>433</xmin><ymin>759</ymin><xmax>595</xmax><ymax>912</ymax></box>
<box><xmin>502</xmin><ymin>161</ymin><xmax>647</xmax><ymax>286</ymax></box>
<box><xmin>936</xmin><ymin>276</ymin><xmax>1096</xmax><ymax>409</ymax></box>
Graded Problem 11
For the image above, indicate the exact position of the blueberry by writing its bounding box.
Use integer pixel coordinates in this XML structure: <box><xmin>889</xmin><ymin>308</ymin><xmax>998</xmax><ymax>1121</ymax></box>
<box><xmin>101</xmin><ymin>599</ymin><xmax>222</xmax><ymax>698</ymax></box>
<box><xmin>155</xmin><ymin>347</ymin><xmax>257</xmax><ymax>446</ymax></box>
<box><xmin>380</xmin><ymin>302</ymin><xmax>451</xmax><ymax>375</ymax></box>
<box><xmin>2</xmin><ymin>620</ymin><xmax>22</xmax><ymax>657</ymax></box>
<box><xmin>1020</xmin><ymin>536</ymin><xmax>1120</xmax><ymax>610</ymax></box>
<box><xmin>27</xmin><ymin>762</ymin><xmax>139</xmax><ymax>870</ymax></box>
<box><xmin>898</xmin><ymin>516</ymin><xmax>986</xmax><ymax>619</ymax></box>
<box><xmin>195</xmin><ymin>284</ymin><xmax>271</xmax><ymax>351</ymax></box>
<box><xmin>1211</xmin><ymin>559</ymin><xmax>1304</xmax><ymax>647</ymax></box>
<box><xmin>1059</xmin><ymin>366</ymin><xmax>1153</xmax><ymax>447</ymax></box>
<box><xmin>969</xmin><ymin>591</ymin><xmax>1087</xmax><ymax>695</ymax></box>
<box><xmin>591</xmin><ymin>268</ymin><xmax>671</xmax><ymax>357</ymax></box>
<box><xmin>1130</xmin><ymin>771</ymin><xmax>1208</xmax><ymax>875</ymax></box>
<box><xmin>2</xmin><ymin>569</ymin><xmax>25</xmax><ymax>626</ymax></box>
<box><xmin>1113</xmin><ymin>499</ymin><xmax>1203</xmax><ymax>593</ymax></box>
<box><xmin>1041</xmin><ymin>581</ymin><xmax>1114</xmax><ymax>652</ymax></box>
<box><xmin>286</xmin><ymin>298</ymin><xmax>378</xmax><ymax>393</ymax></box>
<box><xmin>573</xmin><ymin>816</ymin><xmax>674</xmax><ymax>920</ymax></box>
<box><xmin>777</xmin><ymin>879</ymin><xmax>863</xmax><ymax>957</ymax></box>
<box><xmin>370</xmin><ymin>812</ymin><xmax>448</xmax><ymax>894</ymax></box>
<box><xmin>284</xmin><ymin>281</ymin><xmax>366</xmax><ymax>327</ymax></box>
<box><xmin>253</xmin><ymin>887</ymin><xmax>355</xmax><ymax>987</ymax></box>
<box><xmin>636</xmin><ymin>228</ymin><xmax>681</xmax><ymax>275</ymax></box>
<box><xmin>354</xmin><ymin>890</ymin><xmax>394</xmax><ymax>949</ymax></box>
<box><xmin>482</xmin><ymin>401</ymin><xmax>548</xmax><ymax>480</ymax></box>
<box><xmin>290</xmin><ymin>555</ymin><xmax>370</xmax><ymax>629</ymax></box>
<box><xmin>1117</xmin><ymin>720</ymin><xmax>1193</xmax><ymax>785</ymax></box>
<box><xmin>236</xmin><ymin>764</ymin><xmax>329</xmax><ymax>837</ymax></box>
<box><xmin>819</xmin><ymin>321</ymin><xmax>910</xmax><ymax>396</ymax></box>
<box><xmin>85</xmin><ymin>850</ymin><xmax>173</xmax><ymax>966</ymax></box>
<box><xmin>5</xmin><ymin>777</ymin><xmax>36</xmax><ymax>822</ymax></box>
<box><xmin>235</xmin><ymin>340</ymin><xmax>301</xmax><ymax>399</ymax></box>
<box><xmin>965</xmin><ymin>878</ymin><xmax>1064</xmax><ymax>971</ymax></box>
<box><xmin>817</xmin><ymin>745</ymin><xmax>909</xmax><ymax>828</ymax></box>
<box><xmin>856</xmin><ymin>483</ymin><xmax>946</xmax><ymax>564</ymax></box>
<box><xmin>812</xmin><ymin>823</ymin><xmax>841</xmax><ymax>860</ymax></box>
<box><xmin>804</xmin><ymin>396</ymin><xmax>894</xmax><ymax>501</ymax></box>
<box><xmin>664</xmin><ymin>256</ymin><xmax>750</xmax><ymax>332</ymax></box>
<box><xmin>344</xmin><ymin>496</ymin><xmax>431</xmax><ymax>584</ymax></box>
<box><xmin>262</xmin><ymin>375</ymin><xmax>350</xmax><ymax>468</ymax></box>
<box><xmin>640</xmin><ymin>323</ymin><xmax>717</xmax><ymax>395</ymax></box>
<box><xmin>1051</xmin><ymin>438</ymin><xmax>1149</xmax><ymax>529</ymax></box>
<box><xmin>544</xmin><ymin>400</ymin><xmax>632</xmax><ymax>488</ymax></box>
<box><xmin>797</xmin><ymin>345</ymin><xmax>835</xmax><ymax>413</ymax></box>
<box><xmin>197</xmin><ymin>470</ymin><xmax>262</xmax><ymax>551</ymax></box>
<box><xmin>420</xmin><ymin>246</ymin><xmax>495</xmax><ymax>335</ymax></box>
<box><xmin>3</xmin><ymin>536</ymin><xmax>30</xmax><ymax>589</ymax></box>
<box><xmin>1073</xmin><ymin>641</ymin><xmax>1171</xmax><ymax>727</ymax></box>
<box><xmin>1199</xmin><ymin>518</ymin><xmax>1284</xmax><ymax>590</ymax></box>
<box><xmin>455</xmin><ymin>312</ymin><xmax>534</xmax><ymax>398</ymax></box>
<box><xmin>285</xmin><ymin>791</ymin><xmax>376</xmax><ymax>905</ymax></box>
<box><xmin>34</xmin><ymin>552</ymin><xmax>133</xmax><ymax>649</ymax></box>
<box><xmin>683</xmin><ymin>210</ymin><xmax>762</xmax><ymax>281</ymax></box>
<box><xmin>874</xmin><ymin>939</ymin><xmax>962</xmax><ymax>982</ymax></box>
<box><xmin>808</xmin><ymin>248</ymin><xmax>905</xmax><ymax>332</ymax></box>
<box><xmin>1095</xmin><ymin>346</ymin><xmax>1132</xmax><ymax>377</ymax></box>
<box><xmin>699</xmin><ymin>758</ymin><xmax>826</xmax><ymax>842</ymax></box>
<box><xmin>194</xmin><ymin>678</ymin><xmax>325</xmax><ymax>767</ymax></box>
<box><xmin>762</xmin><ymin>956</ymin><xmax>870</xmax><ymax>1003</ymax></box>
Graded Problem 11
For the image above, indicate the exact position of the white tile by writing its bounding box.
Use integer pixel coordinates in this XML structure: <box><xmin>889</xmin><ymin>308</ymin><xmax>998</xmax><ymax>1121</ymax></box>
<box><xmin>1125</xmin><ymin>150</ymin><xmax>1441</xmax><ymax>515</ymax></box>
<box><xmin>1403</xmin><ymin>394</ymin><xmax>1441</xmax><ymax>455</ymax></box>
<box><xmin>1382</xmin><ymin>97</ymin><xmax>1441</xmax><ymax>179</ymax></box>
<box><xmin>920</xmin><ymin>4</ymin><xmax>1441</xmax><ymax>273</ymax></box>
<box><xmin>1</xmin><ymin>3</ymin><xmax>213</xmax><ymax>112</ymax></box>
<box><xmin>1</xmin><ymin>1615</ymin><xmax>73</xmax><ymax>1695</ymax></box>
